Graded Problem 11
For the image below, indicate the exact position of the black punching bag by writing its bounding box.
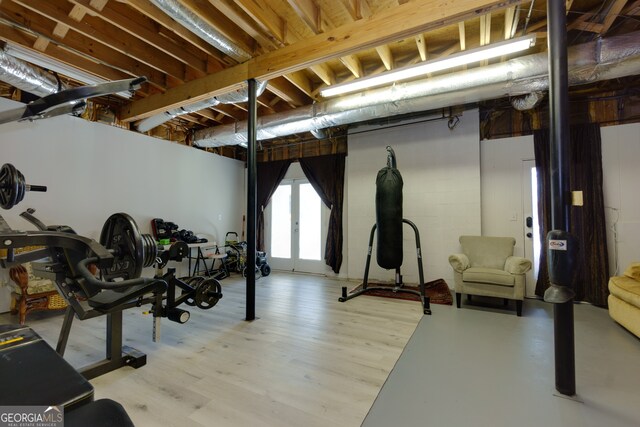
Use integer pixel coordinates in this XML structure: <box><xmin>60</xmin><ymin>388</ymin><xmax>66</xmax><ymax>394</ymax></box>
<box><xmin>376</xmin><ymin>146</ymin><xmax>403</xmax><ymax>269</ymax></box>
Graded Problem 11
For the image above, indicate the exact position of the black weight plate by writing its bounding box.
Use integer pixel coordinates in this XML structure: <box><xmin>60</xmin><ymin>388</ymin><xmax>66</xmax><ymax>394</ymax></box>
<box><xmin>0</xmin><ymin>163</ymin><xmax>19</xmax><ymax>209</ymax></box>
<box><xmin>182</xmin><ymin>276</ymin><xmax>205</xmax><ymax>306</ymax></box>
<box><xmin>15</xmin><ymin>169</ymin><xmax>25</xmax><ymax>207</ymax></box>
<box><xmin>195</xmin><ymin>278</ymin><xmax>222</xmax><ymax>309</ymax></box>
<box><xmin>100</xmin><ymin>213</ymin><xmax>145</xmax><ymax>281</ymax></box>
<box><xmin>141</xmin><ymin>234</ymin><xmax>157</xmax><ymax>267</ymax></box>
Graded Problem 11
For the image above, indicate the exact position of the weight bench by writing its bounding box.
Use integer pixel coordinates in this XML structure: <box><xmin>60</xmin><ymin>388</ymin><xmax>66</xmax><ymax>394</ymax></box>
<box><xmin>0</xmin><ymin>324</ymin><xmax>134</xmax><ymax>427</ymax></box>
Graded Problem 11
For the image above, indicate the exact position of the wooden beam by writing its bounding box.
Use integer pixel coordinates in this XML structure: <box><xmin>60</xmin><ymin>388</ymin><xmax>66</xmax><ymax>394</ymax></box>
<box><xmin>339</xmin><ymin>54</ymin><xmax>363</xmax><ymax>78</ymax></box>
<box><xmin>178</xmin><ymin>0</ymin><xmax>256</xmax><ymax>56</ymax></box>
<box><xmin>121</xmin><ymin>0</ymin><xmax>524</xmax><ymax>121</ymax></box>
<box><xmin>566</xmin><ymin>0</ymin><xmax>574</xmax><ymax>13</ymax></box>
<box><xmin>571</xmin><ymin>21</ymin><xmax>603</xmax><ymax>33</ymax></box>
<box><xmin>14</xmin><ymin>0</ymin><xmax>187</xmax><ymax>80</ymax></box>
<box><xmin>267</xmin><ymin>77</ymin><xmax>311</xmax><ymax>106</ymax></box>
<box><xmin>309</xmin><ymin>63</ymin><xmax>335</xmax><ymax>86</ymax></box>
<box><xmin>70</xmin><ymin>0</ymin><xmax>208</xmax><ymax>75</ymax></box>
<box><xmin>123</xmin><ymin>0</ymin><xmax>233</xmax><ymax>65</ymax></box>
<box><xmin>207</xmin><ymin>0</ymin><xmax>281</xmax><ymax>50</ymax></box>
<box><xmin>480</xmin><ymin>13</ymin><xmax>491</xmax><ymax>46</ymax></box>
<box><xmin>287</xmin><ymin>0</ymin><xmax>322</xmax><ymax>34</ymax></box>
<box><xmin>0</xmin><ymin>23</ymin><xmax>129</xmax><ymax>82</ymax></box>
<box><xmin>211</xmin><ymin>102</ymin><xmax>247</xmax><ymax>121</ymax></box>
<box><xmin>232</xmin><ymin>0</ymin><xmax>287</xmax><ymax>44</ymax></box>
<box><xmin>458</xmin><ymin>21</ymin><xmax>466</xmax><ymax>50</ymax></box>
<box><xmin>375</xmin><ymin>45</ymin><xmax>394</xmax><ymax>70</ymax></box>
<box><xmin>415</xmin><ymin>33</ymin><xmax>427</xmax><ymax>61</ymax></box>
<box><xmin>504</xmin><ymin>6</ymin><xmax>515</xmax><ymax>39</ymax></box>
<box><xmin>624</xmin><ymin>0</ymin><xmax>640</xmax><ymax>15</ymax></box>
<box><xmin>339</xmin><ymin>0</ymin><xmax>362</xmax><ymax>20</ymax></box>
<box><xmin>0</xmin><ymin>1</ymin><xmax>168</xmax><ymax>87</ymax></box>
<box><xmin>602</xmin><ymin>0</ymin><xmax>627</xmax><ymax>34</ymax></box>
<box><xmin>480</xmin><ymin>12</ymin><xmax>491</xmax><ymax>66</ymax></box>
<box><xmin>283</xmin><ymin>71</ymin><xmax>313</xmax><ymax>97</ymax></box>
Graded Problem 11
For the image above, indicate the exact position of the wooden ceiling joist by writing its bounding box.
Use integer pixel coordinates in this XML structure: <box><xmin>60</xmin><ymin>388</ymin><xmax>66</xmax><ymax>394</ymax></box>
<box><xmin>0</xmin><ymin>0</ymin><xmax>169</xmax><ymax>87</ymax></box>
<box><xmin>14</xmin><ymin>0</ymin><xmax>188</xmax><ymax>81</ymax></box>
<box><xmin>123</xmin><ymin>0</ymin><xmax>233</xmax><ymax>66</ymax></box>
<box><xmin>602</xmin><ymin>0</ymin><xmax>628</xmax><ymax>34</ymax></box>
<box><xmin>338</xmin><ymin>0</ymin><xmax>362</xmax><ymax>21</ymax></box>
<box><xmin>267</xmin><ymin>77</ymin><xmax>311</xmax><ymax>107</ymax></box>
<box><xmin>415</xmin><ymin>33</ymin><xmax>428</xmax><ymax>61</ymax></box>
<box><xmin>0</xmin><ymin>23</ymin><xmax>128</xmax><ymax>82</ymax></box>
<box><xmin>69</xmin><ymin>0</ymin><xmax>208</xmax><ymax>76</ymax></box>
<box><xmin>376</xmin><ymin>45</ymin><xmax>394</xmax><ymax>70</ymax></box>
<box><xmin>232</xmin><ymin>0</ymin><xmax>287</xmax><ymax>44</ymax></box>
<box><xmin>458</xmin><ymin>21</ymin><xmax>466</xmax><ymax>50</ymax></box>
<box><xmin>287</xmin><ymin>0</ymin><xmax>322</xmax><ymax>34</ymax></box>
<box><xmin>121</xmin><ymin>0</ymin><xmax>524</xmax><ymax>122</ymax></box>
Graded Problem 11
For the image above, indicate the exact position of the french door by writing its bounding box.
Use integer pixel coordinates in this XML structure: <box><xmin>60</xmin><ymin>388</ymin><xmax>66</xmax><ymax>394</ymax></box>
<box><xmin>266</xmin><ymin>179</ymin><xmax>328</xmax><ymax>274</ymax></box>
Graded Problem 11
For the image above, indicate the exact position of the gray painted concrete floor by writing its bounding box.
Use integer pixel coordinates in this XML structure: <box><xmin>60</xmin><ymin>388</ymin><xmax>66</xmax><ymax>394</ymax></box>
<box><xmin>363</xmin><ymin>297</ymin><xmax>640</xmax><ymax>427</ymax></box>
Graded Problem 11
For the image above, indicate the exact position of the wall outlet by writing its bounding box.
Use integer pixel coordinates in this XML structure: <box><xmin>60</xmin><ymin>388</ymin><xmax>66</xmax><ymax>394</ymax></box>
<box><xmin>218</xmin><ymin>214</ymin><xmax>223</xmax><ymax>221</ymax></box>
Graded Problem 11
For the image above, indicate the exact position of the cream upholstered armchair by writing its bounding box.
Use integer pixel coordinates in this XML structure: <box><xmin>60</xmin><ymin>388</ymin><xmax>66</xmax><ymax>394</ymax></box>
<box><xmin>449</xmin><ymin>236</ymin><xmax>532</xmax><ymax>316</ymax></box>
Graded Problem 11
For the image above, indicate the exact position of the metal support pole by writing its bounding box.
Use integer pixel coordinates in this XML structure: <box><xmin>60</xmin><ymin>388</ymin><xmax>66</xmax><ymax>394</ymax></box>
<box><xmin>246</xmin><ymin>78</ymin><xmax>257</xmax><ymax>321</ymax></box>
<box><xmin>547</xmin><ymin>0</ymin><xmax>575</xmax><ymax>396</ymax></box>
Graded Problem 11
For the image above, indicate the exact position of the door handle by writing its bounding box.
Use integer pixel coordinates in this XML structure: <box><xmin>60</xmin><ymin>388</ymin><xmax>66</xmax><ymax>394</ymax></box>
<box><xmin>526</xmin><ymin>232</ymin><xmax>533</xmax><ymax>238</ymax></box>
<box><xmin>526</xmin><ymin>216</ymin><xmax>533</xmax><ymax>228</ymax></box>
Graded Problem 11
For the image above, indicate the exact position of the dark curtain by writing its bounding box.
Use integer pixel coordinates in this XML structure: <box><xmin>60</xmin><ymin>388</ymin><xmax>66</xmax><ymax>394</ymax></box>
<box><xmin>299</xmin><ymin>154</ymin><xmax>346</xmax><ymax>274</ymax></box>
<box><xmin>257</xmin><ymin>159</ymin><xmax>292</xmax><ymax>252</ymax></box>
<box><xmin>533</xmin><ymin>123</ymin><xmax>610</xmax><ymax>306</ymax></box>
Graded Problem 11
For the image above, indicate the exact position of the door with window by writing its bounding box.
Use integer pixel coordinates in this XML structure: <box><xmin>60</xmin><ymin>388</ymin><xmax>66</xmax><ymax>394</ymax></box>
<box><xmin>522</xmin><ymin>159</ymin><xmax>540</xmax><ymax>297</ymax></box>
<box><xmin>266</xmin><ymin>179</ymin><xmax>328</xmax><ymax>274</ymax></box>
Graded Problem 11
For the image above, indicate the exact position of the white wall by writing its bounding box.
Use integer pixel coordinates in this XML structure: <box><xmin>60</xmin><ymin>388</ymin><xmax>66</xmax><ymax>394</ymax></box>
<box><xmin>602</xmin><ymin>123</ymin><xmax>640</xmax><ymax>275</ymax></box>
<box><xmin>480</xmin><ymin>135</ymin><xmax>535</xmax><ymax>257</ymax></box>
<box><xmin>0</xmin><ymin>97</ymin><xmax>245</xmax><ymax>312</ymax></box>
<box><xmin>347</xmin><ymin>110</ymin><xmax>481</xmax><ymax>285</ymax></box>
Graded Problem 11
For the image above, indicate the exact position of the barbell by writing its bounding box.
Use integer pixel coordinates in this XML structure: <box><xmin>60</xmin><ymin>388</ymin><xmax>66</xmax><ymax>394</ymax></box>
<box><xmin>0</xmin><ymin>163</ymin><xmax>47</xmax><ymax>210</ymax></box>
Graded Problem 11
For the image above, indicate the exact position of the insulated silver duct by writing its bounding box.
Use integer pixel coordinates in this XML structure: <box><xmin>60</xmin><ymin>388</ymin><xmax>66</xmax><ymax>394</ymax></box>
<box><xmin>0</xmin><ymin>48</ymin><xmax>60</xmax><ymax>97</ymax></box>
<box><xmin>194</xmin><ymin>32</ymin><xmax>640</xmax><ymax>148</ymax></box>
<box><xmin>511</xmin><ymin>91</ymin><xmax>545</xmax><ymax>110</ymax></box>
<box><xmin>215</xmin><ymin>80</ymin><xmax>268</xmax><ymax>103</ymax></box>
<box><xmin>135</xmin><ymin>81</ymin><xmax>267</xmax><ymax>132</ymax></box>
<box><xmin>136</xmin><ymin>97</ymin><xmax>220</xmax><ymax>132</ymax></box>
<box><xmin>150</xmin><ymin>0</ymin><xmax>251</xmax><ymax>63</ymax></box>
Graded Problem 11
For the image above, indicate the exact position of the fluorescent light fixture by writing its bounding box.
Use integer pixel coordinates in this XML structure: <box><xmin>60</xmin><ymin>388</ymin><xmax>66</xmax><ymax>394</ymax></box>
<box><xmin>3</xmin><ymin>44</ymin><xmax>133</xmax><ymax>98</ymax></box>
<box><xmin>320</xmin><ymin>34</ymin><xmax>536</xmax><ymax>98</ymax></box>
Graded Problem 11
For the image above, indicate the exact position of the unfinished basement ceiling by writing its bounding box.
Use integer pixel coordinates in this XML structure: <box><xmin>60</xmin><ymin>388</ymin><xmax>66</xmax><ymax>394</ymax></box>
<box><xmin>0</xmin><ymin>0</ymin><xmax>639</xmax><ymax>150</ymax></box>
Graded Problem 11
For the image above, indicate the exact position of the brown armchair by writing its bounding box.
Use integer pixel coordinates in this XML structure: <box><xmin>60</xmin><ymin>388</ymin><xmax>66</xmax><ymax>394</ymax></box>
<box><xmin>9</xmin><ymin>262</ymin><xmax>67</xmax><ymax>325</ymax></box>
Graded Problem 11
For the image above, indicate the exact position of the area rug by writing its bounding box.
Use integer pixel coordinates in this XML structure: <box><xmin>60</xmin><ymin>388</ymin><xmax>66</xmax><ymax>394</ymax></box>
<box><xmin>349</xmin><ymin>278</ymin><xmax>453</xmax><ymax>305</ymax></box>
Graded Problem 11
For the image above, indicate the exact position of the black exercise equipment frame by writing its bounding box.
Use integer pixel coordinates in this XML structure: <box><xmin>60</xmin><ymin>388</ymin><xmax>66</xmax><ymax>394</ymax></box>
<box><xmin>339</xmin><ymin>219</ymin><xmax>432</xmax><ymax>315</ymax></box>
<box><xmin>0</xmin><ymin>209</ymin><xmax>222</xmax><ymax>380</ymax></box>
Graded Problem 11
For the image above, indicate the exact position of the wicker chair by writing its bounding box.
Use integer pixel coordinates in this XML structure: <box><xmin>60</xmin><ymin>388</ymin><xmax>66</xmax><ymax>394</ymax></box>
<box><xmin>9</xmin><ymin>262</ymin><xmax>67</xmax><ymax>325</ymax></box>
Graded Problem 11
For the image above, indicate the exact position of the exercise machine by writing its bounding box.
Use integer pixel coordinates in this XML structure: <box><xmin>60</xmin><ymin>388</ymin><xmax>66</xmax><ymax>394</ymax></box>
<box><xmin>0</xmin><ymin>163</ymin><xmax>223</xmax><ymax>379</ymax></box>
<box><xmin>339</xmin><ymin>147</ymin><xmax>431</xmax><ymax>315</ymax></box>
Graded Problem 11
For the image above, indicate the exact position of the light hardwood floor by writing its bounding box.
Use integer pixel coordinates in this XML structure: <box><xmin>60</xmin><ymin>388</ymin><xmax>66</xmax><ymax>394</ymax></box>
<box><xmin>1</xmin><ymin>272</ymin><xmax>425</xmax><ymax>427</ymax></box>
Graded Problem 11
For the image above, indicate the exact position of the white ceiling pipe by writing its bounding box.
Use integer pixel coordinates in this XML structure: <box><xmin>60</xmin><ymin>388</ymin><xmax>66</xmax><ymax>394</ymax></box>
<box><xmin>194</xmin><ymin>32</ymin><xmax>640</xmax><ymax>147</ymax></box>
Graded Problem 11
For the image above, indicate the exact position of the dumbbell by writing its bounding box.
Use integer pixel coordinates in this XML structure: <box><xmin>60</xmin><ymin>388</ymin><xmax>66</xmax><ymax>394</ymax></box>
<box><xmin>0</xmin><ymin>163</ymin><xmax>47</xmax><ymax>210</ymax></box>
